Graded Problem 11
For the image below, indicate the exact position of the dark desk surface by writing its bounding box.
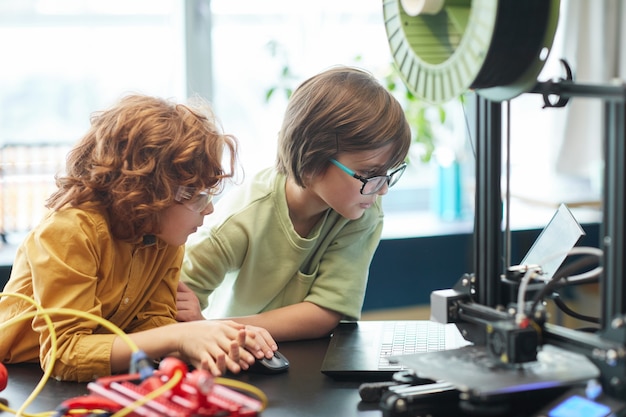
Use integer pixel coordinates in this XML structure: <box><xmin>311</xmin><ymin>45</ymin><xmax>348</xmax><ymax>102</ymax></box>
<box><xmin>1</xmin><ymin>336</ymin><xmax>383</xmax><ymax>417</ymax></box>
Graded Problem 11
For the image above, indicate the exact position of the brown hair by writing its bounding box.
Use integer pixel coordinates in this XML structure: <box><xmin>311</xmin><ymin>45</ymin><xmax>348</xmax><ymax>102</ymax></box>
<box><xmin>46</xmin><ymin>94</ymin><xmax>238</xmax><ymax>241</ymax></box>
<box><xmin>276</xmin><ymin>66</ymin><xmax>411</xmax><ymax>187</ymax></box>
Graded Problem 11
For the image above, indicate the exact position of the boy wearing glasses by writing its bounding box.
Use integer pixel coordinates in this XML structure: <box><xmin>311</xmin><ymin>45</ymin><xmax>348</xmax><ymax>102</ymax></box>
<box><xmin>178</xmin><ymin>66</ymin><xmax>412</xmax><ymax>341</ymax></box>
<box><xmin>0</xmin><ymin>95</ymin><xmax>277</xmax><ymax>382</ymax></box>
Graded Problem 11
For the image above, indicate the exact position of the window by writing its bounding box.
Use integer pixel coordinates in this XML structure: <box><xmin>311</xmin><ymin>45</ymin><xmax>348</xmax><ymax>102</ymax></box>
<box><xmin>0</xmin><ymin>0</ymin><xmax>185</xmax><ymax>236</ymax></box>
<box><xmin>209</xmin><ymin>0</ymin><xmax>394</xmax><ymax>174</ymax></box>
<box><xmin>209</xmin><ymin>0</ymin><xmax>456</xmax><ymax>238</ymax></box>
<box><xmin>0</xmin><ymin>0</ymin><xmax>604</xmax><ymax>240</ymax></box>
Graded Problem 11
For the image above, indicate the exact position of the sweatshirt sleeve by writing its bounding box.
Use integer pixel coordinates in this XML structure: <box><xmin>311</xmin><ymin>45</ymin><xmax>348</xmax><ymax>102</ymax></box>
<box><xmin>180</xmin><ymin>224</ymin><xmax>235</xmax><ymax>311</ymax></box>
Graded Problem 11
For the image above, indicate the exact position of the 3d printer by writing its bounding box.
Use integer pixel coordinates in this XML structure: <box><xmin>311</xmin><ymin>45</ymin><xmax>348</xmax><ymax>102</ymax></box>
<box><xmin>379</xmin><ymin>0</ymin><xmax>626</xmax><ymax>415</ymax></box>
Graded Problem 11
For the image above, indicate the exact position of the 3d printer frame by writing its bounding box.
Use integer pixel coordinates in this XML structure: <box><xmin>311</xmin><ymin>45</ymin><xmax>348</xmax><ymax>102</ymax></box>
<box><xmin>461</xmin><ymin>77</ymin><xmax>626</xmax><ymax>399</ymax></box>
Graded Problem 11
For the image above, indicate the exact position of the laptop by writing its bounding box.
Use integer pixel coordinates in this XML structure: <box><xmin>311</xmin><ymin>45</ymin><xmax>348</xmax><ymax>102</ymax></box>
<box><xmin>321</xmin><ymin>320</ymin><xmax>469</xmax><ymax>380</ymax></box>
<box><xmin>321</xmin><ymin>204</ymin><xmax>585</xmax><ymax>381</ymax></box>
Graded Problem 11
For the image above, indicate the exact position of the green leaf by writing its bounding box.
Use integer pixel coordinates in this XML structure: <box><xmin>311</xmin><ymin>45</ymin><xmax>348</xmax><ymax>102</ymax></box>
<box><xmin>265</xmin><ymin>87</ymin><xmax>276</xmax><ymax>102</ymax></box>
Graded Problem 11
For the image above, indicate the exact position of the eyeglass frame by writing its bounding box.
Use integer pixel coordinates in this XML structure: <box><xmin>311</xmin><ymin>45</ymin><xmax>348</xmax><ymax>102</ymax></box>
<box><xmin>174</xmin><ymin>185</ymin><xmax>213</xmax><ymax>213</ymax></box>
<box><xmin>329</xmin><ymin>159</ymin><xmax>407</xmax><ymax>195</ymax></box>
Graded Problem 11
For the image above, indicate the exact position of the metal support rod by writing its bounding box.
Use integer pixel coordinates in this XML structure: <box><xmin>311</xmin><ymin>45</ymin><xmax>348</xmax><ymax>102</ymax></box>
<box><xmin>602</xmin><ymin>99</ymin><xmax>626</xmax><ymax>326</ymax></box>
<box><xmin>530</xmin><ymin>80</ymin><xmax>626</xmax><ymax>103</ymax></box>
<box><xmin>473</xmin><ymin>95</ymin><xmax>503</xmax><ymax>307</ymax></box>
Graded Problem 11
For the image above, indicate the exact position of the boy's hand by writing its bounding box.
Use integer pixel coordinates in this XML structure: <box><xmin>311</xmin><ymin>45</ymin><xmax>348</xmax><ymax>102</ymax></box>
<box><xmin>176</xmin><ymin>281</ymin><xmax>205</xmax><ymax>322</ymax></box>
<box><xmin>240</xmin><ymin>325</ymin><xmax>278</xmax><ymax>359</ymax></box>
<box><xmin>178</xmin><ymin>320</ymin><xmax>255</xmax><ymax>375</ymax></box>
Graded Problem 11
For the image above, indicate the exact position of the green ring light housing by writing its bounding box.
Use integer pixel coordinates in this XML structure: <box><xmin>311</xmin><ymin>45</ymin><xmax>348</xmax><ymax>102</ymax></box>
<box><xmin>383</xmin><ymin>0</ymin><xmax>561</xmax><ymax>104</ymax></box>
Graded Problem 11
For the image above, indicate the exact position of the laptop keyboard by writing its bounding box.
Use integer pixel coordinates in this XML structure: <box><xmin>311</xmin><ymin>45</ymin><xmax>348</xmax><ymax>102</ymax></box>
<box><xmin>378</xmin><ymin>321</ymin><xmax>446</xmax><ymax>369</ymax></box>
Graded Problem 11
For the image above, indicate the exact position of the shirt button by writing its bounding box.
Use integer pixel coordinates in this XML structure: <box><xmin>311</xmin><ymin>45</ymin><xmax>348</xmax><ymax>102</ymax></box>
<box><xmin>124</xmin><ymin>297</ymin><xmax>130</xmax><ymax>304</ymax></box>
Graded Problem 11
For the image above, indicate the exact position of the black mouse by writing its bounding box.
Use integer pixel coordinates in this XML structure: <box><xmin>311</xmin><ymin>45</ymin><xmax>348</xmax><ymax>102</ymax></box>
<box><xmin>247</xmin><ymin>351</ymin><xmax>290</xmax><ymax>374</ymax></box>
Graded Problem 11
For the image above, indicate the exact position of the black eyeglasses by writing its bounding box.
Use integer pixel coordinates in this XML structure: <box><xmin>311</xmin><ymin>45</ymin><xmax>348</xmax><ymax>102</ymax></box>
<box><xmin>330</xmin><ymin>159</ymin><xmax>407</xmax><ymax>195</ymax></box>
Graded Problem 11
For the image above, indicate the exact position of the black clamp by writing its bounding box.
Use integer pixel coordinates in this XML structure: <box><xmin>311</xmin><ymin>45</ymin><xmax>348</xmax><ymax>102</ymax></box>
<box><xmin>542</xmin><ymin>58</ymin><xmax>574</xmax><ymax>109</ymax></box>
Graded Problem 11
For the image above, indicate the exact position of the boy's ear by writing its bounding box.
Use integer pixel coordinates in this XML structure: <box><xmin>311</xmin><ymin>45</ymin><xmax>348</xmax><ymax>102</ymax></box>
<box><xmin>297</xmin><ymin>171</ymin><xmax>312</xmax><ymax>188</ymax></box>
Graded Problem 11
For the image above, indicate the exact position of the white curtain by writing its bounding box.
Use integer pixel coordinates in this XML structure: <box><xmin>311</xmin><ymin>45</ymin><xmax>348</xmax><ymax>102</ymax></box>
<box><xmin>553</xmin><ymin>0</ymin><xmax>626</xmax><ymax>179</ymax></box>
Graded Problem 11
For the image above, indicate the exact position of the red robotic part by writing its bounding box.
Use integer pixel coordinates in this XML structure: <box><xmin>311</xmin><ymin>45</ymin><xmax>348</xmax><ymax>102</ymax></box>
<box><xmin>0</xmin><ymin>362</ymin><xmax>7</xmax><ymax>392</ymax></box>
<box><xmin>59</xmin><ymin>357</ymin><xmax>262</xmax><ymax>417</ymax></box>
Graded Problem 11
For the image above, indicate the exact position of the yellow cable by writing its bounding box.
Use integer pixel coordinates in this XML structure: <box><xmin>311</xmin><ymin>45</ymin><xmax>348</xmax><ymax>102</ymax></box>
<box><xmin>215</xmin><ymin>377</ymin><xmax>268</xmax><ymax>411</ymax></box>
<box><xmin>0</xmin><ymin>293</ymin><xmax>58</xmax><ymax>417</ymax></box>
<box><xmin>0</xmin><ymin>307</ymin><xmax>142</xmax><ymax>417</ymax></box>
<box><xmin>0</xmin><ymin>293</ymin><xmax>139</xmax><ymax>352</ymax></box>
<box><xmin>0</xmin><ymin>293</ymin><xmax>140</xmax><ymax>417</ymax></box>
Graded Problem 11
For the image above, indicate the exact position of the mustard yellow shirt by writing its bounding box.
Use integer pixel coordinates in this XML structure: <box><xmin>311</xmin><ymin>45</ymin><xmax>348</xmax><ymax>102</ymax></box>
<box><xmin>0</xmin><ymin>207</ymin><xmax>182</xmax><ymax>382</ymax></box>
